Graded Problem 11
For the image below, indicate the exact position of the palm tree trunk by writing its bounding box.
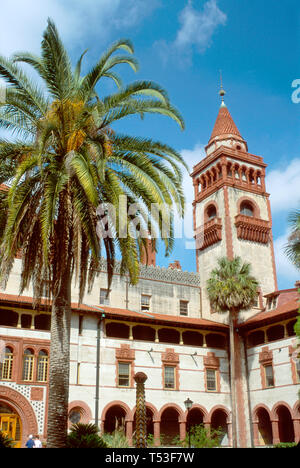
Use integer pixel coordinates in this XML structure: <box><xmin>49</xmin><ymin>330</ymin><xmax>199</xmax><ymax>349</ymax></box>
<box><xmin>229</xmin><ymin>310</ymin><xmax>237</xmax><ymax>448</ymax></box>
<box><xmin>46</xmin><ymin>188</ymin><xmax>73</xmax><ymax>448</ymax></box>
<box><xmin>46</xmin><ymin>283</ymin><xmax>72</xmax><ymax>448</ymax></box>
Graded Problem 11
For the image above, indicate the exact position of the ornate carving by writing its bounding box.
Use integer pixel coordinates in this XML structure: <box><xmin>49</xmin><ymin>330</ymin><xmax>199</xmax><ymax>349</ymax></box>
<box><xmin>161</xmin><ymin>348</ymin><xmax>179</xmax><ymax>364</ymax></box>
<box><xmin>235</xmin><ymin>214</ymin><xmax>270</xmax><ymax>243</ymax></box>
<box><xmin>259</xmin><ymin>347</ymin><xmax>273</xmax><ymax>364</ymax></box>
<box><xmin>115</xmin><ymin>344</ymin><xmax>135</xmax><ymax>361</ymax></box>
<box><xmin>203</xmin><ymin>352</ymin><xmax>220</xmax><ymax>368</ymax></box>
<box><xmin>195</xmin><ymin>217</ymin><xmax>222</xmax><ymax>250</ymax></box>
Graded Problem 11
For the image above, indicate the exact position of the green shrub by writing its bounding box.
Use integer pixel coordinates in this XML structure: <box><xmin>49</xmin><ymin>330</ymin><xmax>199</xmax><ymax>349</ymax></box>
<box><xmin>101</xmin><ymin>429</ymin><xmax>129</xmax><ymax>448</ymax></box>
<box><xmin>0</xmin><ymin>431</ymin><xmax>15</xmax><ymax>448</ymax></box>
<box><xmin>66</xmin><ymin>423</ymin><xmax>108</xmax><ymax>448</ymax></box>
<box><xmin>173</xmin><ymin>424</ymin><xmax>224</xmax><ymax>448</ymax></box>
<box><xmin>273</xmin><ymin>442</ymin><xmax>297</xmax><ymax>448</ymax></box>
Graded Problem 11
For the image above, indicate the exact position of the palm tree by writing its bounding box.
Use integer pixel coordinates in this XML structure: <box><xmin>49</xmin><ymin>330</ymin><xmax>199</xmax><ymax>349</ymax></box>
<box><xmin>0</xmin><ymin>19</ymin><xmax>187</xmax><ymax>448</ymax></box>
<box><xmin>285</xmin><ymin>209</ymin><xmax>300</xmax><ymax>270</ymax></box>
<box><xmin>206</xmin><ymin>256</ymin><xmax>259</xmax><ymax>448</ymax></box>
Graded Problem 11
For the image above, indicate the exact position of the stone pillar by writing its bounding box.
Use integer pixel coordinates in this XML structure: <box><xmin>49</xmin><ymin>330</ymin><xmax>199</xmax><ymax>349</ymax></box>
<box><xmin>271</xmin><ymin>420</ymin><xmax>280</xmax><ymax>445</ymax></box>
<box><xmin>153</xmin><ymin>420</ymin><xmax>160</xmax><ymax>447</ymax></box>
<box><xmin>126</xmin><ymin>420</ymin><xmax>133</xmax><ymax>446</ymax></box>
<box><xmin>134</xmin><ymin>372</ymin><xmax>148</xmax><ymax>448</ymax></box>
<box><xmin>179</xmin><ymin>421</ymin><xmax>186</xmax><ymax>442</ymax></box>
<box><xmin>293</xmin><ymin>419</ymin><xmax>300</xmax><ymax>443</ymax></box>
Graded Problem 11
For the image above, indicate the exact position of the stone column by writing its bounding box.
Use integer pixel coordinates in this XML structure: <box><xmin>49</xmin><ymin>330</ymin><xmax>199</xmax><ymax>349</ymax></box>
<box><xmin>271</xmin><ymin>420</ymin><xmax>280</xmax><ymax>445</ymax></box>
<box><xmin>153</xmin><ymin>420</ymin><xmax>160</xmax><ymax>446</ymax></box>
<box><xmin>134</xmin><ymin>372</ymin><xmax>148</xmax><ymax>448</ymax></box>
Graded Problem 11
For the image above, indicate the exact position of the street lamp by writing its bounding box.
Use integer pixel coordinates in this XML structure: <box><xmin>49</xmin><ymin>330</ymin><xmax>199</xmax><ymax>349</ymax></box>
<box><xmin>184</xmin><ymin>398</ymin><xmax>193</xmax><ymax>448</ymax></box>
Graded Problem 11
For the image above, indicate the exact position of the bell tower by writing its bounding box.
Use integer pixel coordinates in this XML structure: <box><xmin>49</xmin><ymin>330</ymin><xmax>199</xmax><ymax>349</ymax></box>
<box><xmin>191</xmin><ymin>87</ymin><xmax>277</xmax><ymax>320</ymax></box>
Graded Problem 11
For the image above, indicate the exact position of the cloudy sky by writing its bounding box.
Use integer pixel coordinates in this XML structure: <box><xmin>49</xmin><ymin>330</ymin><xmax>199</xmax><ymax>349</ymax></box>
<box><xmin>0</xmin><ymin>0</ymin><xmax>299</xmax><ymax>289</ymax></box>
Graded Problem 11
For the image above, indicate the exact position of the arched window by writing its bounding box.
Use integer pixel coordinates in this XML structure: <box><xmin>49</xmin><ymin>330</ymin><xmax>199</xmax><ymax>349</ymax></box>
<box><xmin>0</xmin><ymin>346</ymin><xmax>13</xmax><ymax>380</ymax></box>
<box><xmin>206</xmin><ymin>204</ymin><xmax>217</xmax><ymax>220</ymax></box>
<box><xmin>240</xmin><ymin>201</ymin><xmax>254</xmax><ymax>217</ymax></box>
<box><xmin>22</xmin><ymin>348</ymin><xmax>34</xmax><ymax>381</ymax></box>
<box><xmin>37</xmin><ymin>349</ymin><xmax>49</xmax><ymax>382</ymax></box>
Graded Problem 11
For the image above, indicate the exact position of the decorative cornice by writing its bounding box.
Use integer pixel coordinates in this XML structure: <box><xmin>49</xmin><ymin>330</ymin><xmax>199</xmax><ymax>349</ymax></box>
<box><xmin>203</xmin><ymin>352</ymin><xmax>220</xmax><ymax>368</ymax></box>
<box><xmin>234</xmin><ymin>214</ymin><xmax>271</xmax><ymax>243</ymax></box>
<box><xmin>161</xmin><ymin>348</ymin><xmax>179</xmax><ymax>364</ymax></box>
<box><xmin>259</xmin><ymin>347</ymin><xmax>273</xmax><ymax>364</ymax></box>
<box><xmin>115</xmin><ymin>344</ymin><xmax>135</xmax><ymax>361</ymax></box>
<box><xmin>195</xmin><ymin>217</ymin><xmax>222</xmax><ymax>250</ymax></box>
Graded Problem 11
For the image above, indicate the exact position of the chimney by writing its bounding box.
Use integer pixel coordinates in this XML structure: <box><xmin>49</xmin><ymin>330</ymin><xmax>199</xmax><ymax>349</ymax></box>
<box><xmin>168</xmin><ymin>260</ymin><xmax>182</xmax><ymax>270</ymax></box>
<box><xmin>140</xmin><ymin>238</ymin><xmax>156</xmax><ymax>266</ymax></box>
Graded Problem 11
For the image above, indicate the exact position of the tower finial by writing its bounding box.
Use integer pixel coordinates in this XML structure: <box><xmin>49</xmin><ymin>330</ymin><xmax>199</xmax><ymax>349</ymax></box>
<box><xmin>219</xmin><ymin>70</ymin><xmax>226</xmax><ymax>107</ymax></box>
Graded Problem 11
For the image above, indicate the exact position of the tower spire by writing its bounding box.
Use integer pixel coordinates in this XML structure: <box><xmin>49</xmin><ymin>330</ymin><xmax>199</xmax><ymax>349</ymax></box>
<box><xmin>219</xmin><ymin>70</ymin><xmax>226</xmax><ymax>107</ymax></box>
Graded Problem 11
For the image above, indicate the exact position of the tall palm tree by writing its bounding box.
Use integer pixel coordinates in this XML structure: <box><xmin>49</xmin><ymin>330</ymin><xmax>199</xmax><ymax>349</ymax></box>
<box><xmin>0</xmin><ymin>19</ymin><xmax>187</xmax><ymax>448</ymax></box>
<box><xmin>285</xmin><ymin>209</ymin><xmax>300</xmax><ymax>270</ymax></box>
<box><xmin>206</xmin><ymin>256</ymin><xmax>259</xmax><ymax>448</ymax></box>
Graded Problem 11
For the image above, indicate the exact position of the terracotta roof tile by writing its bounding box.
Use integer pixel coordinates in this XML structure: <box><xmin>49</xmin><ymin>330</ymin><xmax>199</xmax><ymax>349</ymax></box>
<box><xmin>209</xmin><ymin>104</ymin><xmax>243</xmax><ymax>142</ymax></box>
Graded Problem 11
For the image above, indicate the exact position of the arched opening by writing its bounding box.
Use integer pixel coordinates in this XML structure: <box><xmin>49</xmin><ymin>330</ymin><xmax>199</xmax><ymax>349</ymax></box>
<box><xmin>277</xmin><ymin>406</ymin><xmax>295</xmax><ymax>443</ymax></box>
<box><xmin>206</xmin><ymin>204</ymin><xmax>217</xmax><ymax>221</ymax></box>
<box><xmin>247</xmin><ymin>330</ymin><xmax>265</xmax><ymax>347</ymax></box>
<box><xmin>106</xmin><ymin>322</ymin><xmax>129</xmax><ymax>339</ymax></box>
<box><xmin>104</xmin><ymin>405</ymin><xmax>127</xmax><ymax>434</ymax></box>
<box><xmin>160</xmin><ymin>407</ymin><xmax>180</xmax><ymax>446</ymax></box>
<box><xmin>0</xmin><ymin>309</ymin><xmax>18</xmax><ymax>327</ymax></box>
<box><xmin>266</xmin><ymin>325</ymin><xmax>284</xmax><ymax>342</ymax></box>
<box><xmin>187</xmin><ymin>408</ymin><xmax>204</xmax><ymax>430</ymax></box>
<box><xmin>206</xmin><ymin>333</ymin><xmax>226</xmax><ymax>349</ymax></box>
<box><xmin>240</xmin><ymin>201</ymin><xmax>254</xmax><ymax>217</ymax></box>
<box><xmin>34</xmin><ymin>314</ymin><xmax>51</xmax><ymax>331</ymax></box>
<box><xmin>158</xmin><ymin>328</ymin><xmax>180</xmax><ymax>345</ymax></box>
<box><xmin>211</xmin><ymin>409</ymin><xmax>228</xmax><ymax>446</ymax></box>
<box><xmin>132</xmin><ymin>325</ymin><xmax>155</xmax><ymax>342</ymax></box>
<box><xmin>0</xmin><ymin>401</ymin><xmax>22</xmax><ymax>448</ymax></box>
<box><xmin>182</xmin><ymin>330</ymin><xmax>203</xmax><ymax>347</ymax></box>
<box><xmin>257</xmin><ymin>407</ymin><xmax>273</xmax><ymax>446</ymax></box>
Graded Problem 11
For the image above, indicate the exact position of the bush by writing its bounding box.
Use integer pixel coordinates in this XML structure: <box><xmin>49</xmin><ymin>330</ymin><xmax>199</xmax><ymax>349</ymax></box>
<box><xmin>102</xmin><ymin>429</ymin><xmax>129</xmax><ymax>448</ymax></box>
<box><xmin>0</xmin><ymin>431</ymin><xmax>15</xmax><ymax>448</ymax></box>
<box><xmin>273</xmin><ymin>442</ymin><xmax>297</xmax><ymax>448</ymax></box>
<box><xmin>66</xmin><ymin>423</ymin><xmax>108</xmax><ymax>448</ymax></box>
<box><xmin>173</xmin><ymin>424</ymin><xmax>224</xmax><ymax>448</ymax></box>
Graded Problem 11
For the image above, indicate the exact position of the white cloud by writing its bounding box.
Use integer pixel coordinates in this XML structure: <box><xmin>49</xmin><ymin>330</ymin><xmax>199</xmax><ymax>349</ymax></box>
<box><xmin>155</xmin><ymin>0</ymin><xmax>227</xmax><ymax>65</ymax></box>
<box><xmin>266</xmin><ymin>158</ymin><xmax>300</xmax><ymax>214</ymax></box>
<box><xmin>0</xmin><ymin>0</ymin><xmax>159</xmax><ymax>57</ymax></box>
<box><xmin>175</xmin><ymin>0</ymin><xmax>227</xmax><ymax>51</ymax></box>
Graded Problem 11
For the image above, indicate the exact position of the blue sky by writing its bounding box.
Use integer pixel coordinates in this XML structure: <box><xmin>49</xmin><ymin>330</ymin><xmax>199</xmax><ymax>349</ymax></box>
<box><xmin>0</xmin><ymin>0</ymin><xmax>299</xmax><ymax>290</ymax></box>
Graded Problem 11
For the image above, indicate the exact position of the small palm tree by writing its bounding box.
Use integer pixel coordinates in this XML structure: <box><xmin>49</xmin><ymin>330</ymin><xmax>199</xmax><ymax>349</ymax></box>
<box><xmin>67</xmin><ymin>423</ymin><xmax>108</xmax><ymax>448</ymax></box>
<box><xmin>285</xmin><ymin>209</ymin><xmax>300</xmax><ymax>270</ymax></box>
<box><xmin>0</xmin><ymin>19</ymin><xmax>187</xmax><ymax>448</ymax></box>
<box><xmin>206</xmin><ymin>256</ymin><xmax>259</xmax><ymax>448</ymax></box>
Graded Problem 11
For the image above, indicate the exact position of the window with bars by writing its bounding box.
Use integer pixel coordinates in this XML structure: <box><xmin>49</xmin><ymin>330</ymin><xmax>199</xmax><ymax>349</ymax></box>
<box><xmin>0</xmin><ymin>347</ymin><xmax>13</xmax><ymax>380</ymax></box>
<box><xmin>37</xmin><ymin>350</ymin><xmax>49</xmax><ymax>382</ymax></box>
<box><xmin>264</xmin><ymin>364</ymin><xmax>274</xmax><ymax>387</ymax></box>
<box><xmin>118</xmin><ymin>362</ymin><xmax>130</xmax><ymax>387</ymax></box>
<box><xmin>179</xmin><ymin>300</ymin><xmax>189</xmax><ymax>316</ymax></box>
<box><xmin>22</xmin><ymin>349</ymin><xmax>34</xmax><ymax>381</ymax></box>
<box><xmin>296</xmin><ymin>357</ymin><xmax>300</xmax><ymax>383</ymax></box>
<box><xmin>206</xmin><ymin>368</ymin><xmax>217</xmax><ymax>391</ymax></box>
<box><xmin>141</xmin><ymin>294</ymin><xmax>151</xmax><ymax>312</ymax></box>
<box><xmin>100</xmin><ymin>288</ymin><xmax>110</xmax><ymax>305</ymax></box>
<box><xmin>164</xmin><ymin>366</ymin><xmax>175</xmax><ymax>389</ymax></box>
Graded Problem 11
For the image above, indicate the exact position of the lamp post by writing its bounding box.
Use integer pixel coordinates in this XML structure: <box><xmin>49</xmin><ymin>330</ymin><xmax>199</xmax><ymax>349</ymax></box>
<box><xmin>184</xmin><ymin>398</ymin><xmax>193</xmax><ymax>448</ymax></box>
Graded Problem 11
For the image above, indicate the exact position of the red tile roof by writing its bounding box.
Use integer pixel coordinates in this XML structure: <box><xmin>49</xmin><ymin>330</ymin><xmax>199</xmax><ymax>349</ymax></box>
<box><xmin>209</xmin><ymin>104</ymin><xmax>244</xmax><ymax>143</ymax></box>
<box><xmin>240</xmin><ymin>298</ymin><xmax>299</xmax><ymax>330</ymax></box>
<box><xmin>0</xmin><ymin>292</ymin><xmax>227</xmax><ymax>331</ymax></box>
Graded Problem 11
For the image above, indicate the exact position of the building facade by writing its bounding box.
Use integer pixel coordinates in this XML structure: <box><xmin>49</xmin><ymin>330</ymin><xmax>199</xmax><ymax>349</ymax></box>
<box><xmin>0</xmin><ymin>98</ymin><xmax>299</xmax><ymax>448</ymax></box>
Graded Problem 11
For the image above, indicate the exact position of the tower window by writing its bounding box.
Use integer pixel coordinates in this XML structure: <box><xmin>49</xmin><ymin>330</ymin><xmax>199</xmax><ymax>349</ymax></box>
<box><xmin>240</xmin><ymin>201</ymin><xmax>254</xmax><ymax>217</ymax></box>
<box><xmin>206</xmin><ymin>204</ymin><xmax>217</xmax><ymax>220</ymax></box>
